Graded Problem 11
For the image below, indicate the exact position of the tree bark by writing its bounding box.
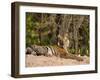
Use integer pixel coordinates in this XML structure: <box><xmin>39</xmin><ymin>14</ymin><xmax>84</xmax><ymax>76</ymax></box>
<box><xmin>73</xmin><ymin>16</ymin><xmax>84</xmax><ymax>54</ymax></box>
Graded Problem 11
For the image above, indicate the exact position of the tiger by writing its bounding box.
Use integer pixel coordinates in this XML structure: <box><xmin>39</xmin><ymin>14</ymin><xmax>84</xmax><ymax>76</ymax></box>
<box><xmin>26</xmin><ymin>45</ymin><xmax>83</xmax><ymax>61</ymax></box>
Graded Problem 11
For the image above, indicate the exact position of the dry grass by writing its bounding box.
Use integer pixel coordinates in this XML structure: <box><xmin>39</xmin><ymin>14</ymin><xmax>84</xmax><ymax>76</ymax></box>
<box><xmin>26</xmin><ymin>54</ymin><xmax>89</xmax><ymax>67</ymax></box>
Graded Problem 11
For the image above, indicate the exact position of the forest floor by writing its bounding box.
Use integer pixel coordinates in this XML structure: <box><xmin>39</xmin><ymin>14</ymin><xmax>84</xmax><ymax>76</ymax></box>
<box><xmin>26</xmin><ymin>54</ymin><xmax>89</xmax><ymax>67</ymax></box>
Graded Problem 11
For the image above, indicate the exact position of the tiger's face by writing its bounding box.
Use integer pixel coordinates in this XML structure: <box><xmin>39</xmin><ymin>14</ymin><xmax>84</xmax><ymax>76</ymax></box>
<box><xmin>57</xmin><ymin>33</ymin><xmax>69</xmax><ymax>49</ymax></box>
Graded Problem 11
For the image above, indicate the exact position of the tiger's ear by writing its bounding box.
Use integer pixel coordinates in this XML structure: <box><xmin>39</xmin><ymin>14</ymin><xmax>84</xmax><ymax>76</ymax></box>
<box><xmin>58</xmin><ymin>34</ymin><xmax>63</xmax><ymax>39</ymax></box>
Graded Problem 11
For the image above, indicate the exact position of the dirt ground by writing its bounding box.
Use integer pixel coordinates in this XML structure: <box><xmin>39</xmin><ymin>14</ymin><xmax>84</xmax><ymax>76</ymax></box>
<box><xmin>25</xmin><ymin>54</ymin><xmax>89</xmax><ymax>67</ymax></box>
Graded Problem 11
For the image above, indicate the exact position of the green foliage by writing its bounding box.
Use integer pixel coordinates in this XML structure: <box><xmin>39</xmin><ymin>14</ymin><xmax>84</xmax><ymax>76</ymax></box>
<box><xmin>26</xmin><ymin>13</ymin><xmax>55</xmax><ymax>47</ymax></box>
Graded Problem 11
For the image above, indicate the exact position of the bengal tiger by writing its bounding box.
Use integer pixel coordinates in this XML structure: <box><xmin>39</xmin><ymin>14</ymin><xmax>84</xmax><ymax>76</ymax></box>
<box><xmin>26</xmin><ymin>45</ymin><xmax>83</xmax><ymax>61</ymax></box>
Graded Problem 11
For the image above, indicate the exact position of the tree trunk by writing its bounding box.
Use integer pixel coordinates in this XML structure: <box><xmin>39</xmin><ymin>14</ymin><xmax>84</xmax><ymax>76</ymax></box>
<box><xmin>57</xmin><ymin>15</ymin><xmax>72</xmax><ymax>53</ymax></box>
<box><xmin>73</xmin><ymin>16</ymin><xmax>84</xmax><ymax>54</ymax></box>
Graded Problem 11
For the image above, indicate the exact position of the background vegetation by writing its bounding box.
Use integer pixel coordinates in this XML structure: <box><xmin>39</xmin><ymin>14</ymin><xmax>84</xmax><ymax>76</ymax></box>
<box><xmin>26</xmin><ymin>12</ymin><xmax>89</xmax><ymax>56</ymax></box>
